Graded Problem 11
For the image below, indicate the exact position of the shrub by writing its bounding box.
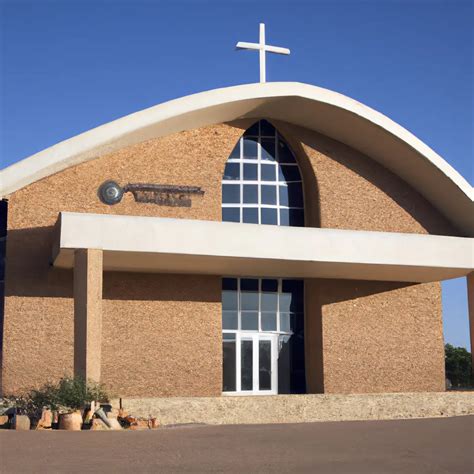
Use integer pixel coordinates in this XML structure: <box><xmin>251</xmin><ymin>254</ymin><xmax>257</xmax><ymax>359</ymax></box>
<box><xmin>3</xmin><ymin>376</ymin><xmax>110</xmax><ymax>420</ymax></box>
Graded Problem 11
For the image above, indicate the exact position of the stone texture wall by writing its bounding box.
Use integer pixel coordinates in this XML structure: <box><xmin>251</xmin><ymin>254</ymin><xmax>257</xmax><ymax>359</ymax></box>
<box><xmin>304</xmin><ymin>279</ymin><xmax>446</xmax><ymax>394</ymax></box>
<box><xmin>2</xmin><ymin>119</ymin><xmax>455</xmax><ymax>396</ymax></box>
<box><xmin>114</xmin><ymin>392</ymin><xmax>474</xmax><ymax>425</ymax></box>
<box><xmin>2</xmin><ymin>123</ymin><xmax>243</xmax><ymax>395</ymax></box>
<box><xmin>275</xmin><ymin>121</ymin><xmax>457</xmax><ymax>235</ymax></box>
<box><xmin>101</xmin><ymin>273</ymin><xmax>222</xmax><ymax>398</ymax></box>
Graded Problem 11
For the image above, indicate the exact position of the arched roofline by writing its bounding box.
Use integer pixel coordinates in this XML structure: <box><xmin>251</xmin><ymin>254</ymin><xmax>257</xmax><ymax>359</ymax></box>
<box><xmin>1</xmin><ymin>82</ymin><xmax>473</xmax><ymax>235</ymax></box>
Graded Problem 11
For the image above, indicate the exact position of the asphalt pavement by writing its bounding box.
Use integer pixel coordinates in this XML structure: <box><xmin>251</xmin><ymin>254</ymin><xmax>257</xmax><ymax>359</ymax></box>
<box><xmin>1</xmin><ymin>416</ymin><xmax>473</xmax><ymax>473</ymax></box>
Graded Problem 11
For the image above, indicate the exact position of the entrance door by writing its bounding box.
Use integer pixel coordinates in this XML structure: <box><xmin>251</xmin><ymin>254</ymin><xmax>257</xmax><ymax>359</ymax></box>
<box><xmin>239</xmin><ymin>334</ymin><xmax>277</xmax><ymax>395</ymax></box>
<box><xmin>222</xmin><ymin>277</ymin><xmax>305</xmax><ymax>395</ymax></box>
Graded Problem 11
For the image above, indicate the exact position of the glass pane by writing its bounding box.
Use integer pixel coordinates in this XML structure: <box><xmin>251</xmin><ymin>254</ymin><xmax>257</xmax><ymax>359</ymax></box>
<box><xmin>261</xmin><ymin>208</ymin><xmax>278</xmax><ymax>225</ymax></box>
<box><xmin>261</xmin><ymin>312</ymin><xmax>277</xmax><ymax>331</ymax></box>
<box><xmin>279</xmin><ymin>165</ymin><xmax>301</xmax><ymax>182</ymax></box>
<box><xmin>261</xmin><ymin>279</ymin><xmax>278</xmax><ymax>292</ymax></box>
<box><xmin>222</xmin><ymin>184</ymin><xmax>240</xmax><ymax>204</ymax></box>
<box><xmin>222</xmin><ymin>290</ymin><xmax>238</xmax><ymax>311</ymax></box>
<box><xmin>241</xmin><ymin>312</ymin><xmax>258</xmax><ymax>330</ymax></box>
<box><xmin>279</xmin><ymin>291</ymin><xmax>291</xmax><ymax>313</ymax></box>
<box><xmin>222</xmin><ymin>278</ymin><xmax>237</xmax><ymax>291</ymax></box>
<box><xmin>243</xmin><ymin>163</ymin><xmax>258</xmax><ymax>181</ymax></box>
<box><xmin>243</xmin><ymin>207</ymin><xmax>259</xmax><ymax>224</ymax></box>
<box><xmin>241</xmin><ymin>290</ymin><xmax>258</xmax><ymax>311</ymax></box>
<box><xmin>293</xmin><ymin>312</ymin><xmax>304</xmax><ymax>334</ymax></box>
<box><xmin>223</xmin><ymin>162</ymin><xmax>240</xmax><ymax>180</ymax></box>
<box><xmin>279</xmin><ymin>186</ymin><xmax>289</xmax><ymax>207</ymax></box>
<box><xmin>280</xmin><ymin>312</ymin><xmax>291</xmax><ymax>333</ymax></box>
<box><xmin>243</xmin><ymin>137</ymin><xmax>258</xmax><ymax>158</ymax></box>
<box><xmin>282</xmin><ymin>279</ymin><xmax>304</xmax><ymax>311</ymax></box>
<box><xmin>223</xmin><ymin>336</ymin><xmax>236</xmax><ymax>391</ymax></box>
<box><xmin>261</xmin><ymin>291</ymin><xmax>278</xmax><ymax>312</ymax></box>
<box><xmin>289</xmin><ymin>209</ymin><xmax>305</xmax><ymax>227</ymax></box>
<box><xmin>277</xmin><ymin>137</ymin><xmax>296</xmax><ymax>163</ymax></box>
<box><xmin>279</xmin><ymin>208</ymin><xmax>290</xmax><ymax>226</ymax></box>
<box><xmin>261</xmin><ymin>185</ymin><xmax>277</xmax><ymax>205</ymax></box>
<box><xmin>241</xmin><ymin>340</ymin><xmax>253</xmax><ymax>390</ymax></box>
<box><xmin>244</xmin><ymin>122</ymin><xmax>259</xmax><ymax>136</ymax></box>
<box><xmin>261</xmin><ymin>138</ymin><xmax>276</xmax><ymax>161</ymax></box>
<box><xmin>230</xmin><ymin>143</ymin><xmax>240</xmax><ymax>159</ymax></box>
<box><xmin>261</xmin><ymin>163</ymin><xmax>276</xmax><ymax>181</ymax></box>
<box><xmin>287</xmin><ymin>183</ymin><xmax>304</xmax><ymax>207</ymax></box>
<box><xmin>278</xmin><ymin>335</ymin><xmax>291</xmax><ymax>394</ymax></box>
<box><xmin>241</xmin><ymin>278</ymin><xmax>258</xmax><ymax>292</ymax></box>
<box><xmin>259</xmin><ymin>340</ymin><xmax>272</xmax><ymax>390</ymax></box>
<box><xmin>260</xmin><ymin>120</ymin><xmax>275</xmax><ymax>136</ymax></box>
<box><xmin>243</xmin><ymin>185</ymin><xmax>258</xmax><ymax>204</ymax></box>
<box><xmin>222</xmin><ymin>207</ymin><xmax>240</xmax><ymax>223</ymax></box>
<box><xmin>291</xmin><ymin>333</ymin><xmax>307</xmax><ymax>393</ymax></box>
<box><xmin>222</xmin><ymin>311</ymin><xmax>238</xmax><ymax>330</ymax></box>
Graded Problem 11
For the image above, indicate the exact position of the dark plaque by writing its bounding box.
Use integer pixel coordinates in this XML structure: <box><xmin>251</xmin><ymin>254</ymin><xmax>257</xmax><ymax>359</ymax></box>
<box><xmin>98</xmin><ymin>181</ymin><xmax>204</xmax><ymax>207</ymax></box>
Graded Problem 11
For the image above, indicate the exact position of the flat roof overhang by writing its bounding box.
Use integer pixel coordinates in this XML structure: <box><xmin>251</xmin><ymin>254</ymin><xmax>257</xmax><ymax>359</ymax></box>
<box><xmin>52</xmin><ymin>212</ymin><xmax>474</xmax><ymax>283</ymax></box>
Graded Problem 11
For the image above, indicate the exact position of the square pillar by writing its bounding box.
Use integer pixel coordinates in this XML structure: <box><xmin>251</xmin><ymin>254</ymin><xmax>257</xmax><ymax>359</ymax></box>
<box><xmin>74</xmin><ymin>248</ymin><xmax>103</xmax><ymax>382</ymax></box>
<box><xmin>468</xmin><ymin>272</ymin><xmax>474</xmax><ymax>377</ymax></box>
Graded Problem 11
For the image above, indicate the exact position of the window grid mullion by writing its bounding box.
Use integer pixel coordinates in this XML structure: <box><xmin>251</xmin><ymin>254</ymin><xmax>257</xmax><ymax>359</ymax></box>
<box><xmin>257</xmin><ymin>135</ymin><xmax>262</xmax><ymax>224</ymax></box>
<box><xmin>239</xmin><ymin>138</ymin><xmax>243</xmax><ymax>223</ymax></box>
<box><xmin>222</xmin><ymin>121</ymin><xmax>303</xmax><ymax>227</ymax></box>
<box><xmin>275</xmin><ymin>131</ymin><xmax>280</xmax><ymax>225</ymax></box>
<box><xmin>277</xmin><ymin>278</ymin><xmax>281</xmax><ymax>333</ymax></box>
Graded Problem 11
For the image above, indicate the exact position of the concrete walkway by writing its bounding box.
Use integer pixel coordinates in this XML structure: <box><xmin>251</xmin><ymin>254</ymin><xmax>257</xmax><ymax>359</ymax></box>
<box><xmin>1</xmin><ymin>416</ymin><xmax>472</xmax><ymax>473</ymax></box>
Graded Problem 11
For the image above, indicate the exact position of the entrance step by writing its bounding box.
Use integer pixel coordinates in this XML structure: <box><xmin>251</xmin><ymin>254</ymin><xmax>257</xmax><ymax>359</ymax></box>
<box><xmin>112</xmin><ymin>392</ymin><xmax>474</xmax><ymax>426</ymax></box>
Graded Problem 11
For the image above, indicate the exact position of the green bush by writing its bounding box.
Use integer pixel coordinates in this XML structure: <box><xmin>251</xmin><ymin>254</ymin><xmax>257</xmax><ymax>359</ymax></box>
<box><xmin>445</xmin><ymin>344</ymin><xmax>472</xmax><ymax>388</ymax></box>
<box><xmin>3</xmin><ymin>376</ymin><xmax>110</xmax><ymax>420</ymax></box>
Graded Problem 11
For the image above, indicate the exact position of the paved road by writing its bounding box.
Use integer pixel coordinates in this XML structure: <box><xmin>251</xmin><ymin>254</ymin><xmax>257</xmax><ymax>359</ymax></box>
<box><xmin>1</xmin><ymin>416</ymin><xmax>473</xmax><ymax>473</ymax></box>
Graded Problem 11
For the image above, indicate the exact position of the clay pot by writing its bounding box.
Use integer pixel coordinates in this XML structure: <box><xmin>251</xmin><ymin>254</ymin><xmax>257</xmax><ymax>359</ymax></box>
<box><xmin>36</xmin><ymin>408</ymin><xmax>53</xmax><ymax>430</ymax></box>
<box><xmin>58</xmin><ymin>411</ymin><xmax>82</xmax><ymax>431</ymax></box>
<box><xmin>12</xmin><ymin>415</ymin><xmax>30</xmax><ymax>431</ymax></box>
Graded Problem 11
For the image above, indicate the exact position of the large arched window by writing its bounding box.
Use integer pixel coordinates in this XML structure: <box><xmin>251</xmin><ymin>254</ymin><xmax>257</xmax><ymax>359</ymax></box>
<box><xmin>222</xmin><ymin>120</ymin><xmax>304</xmax><ymax>227</ymax></box>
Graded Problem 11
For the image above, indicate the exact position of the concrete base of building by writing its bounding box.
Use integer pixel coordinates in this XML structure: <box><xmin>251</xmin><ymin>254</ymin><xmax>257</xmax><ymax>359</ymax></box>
<box><xmin>112</xmin><ymin>392</ymin><xmax>474</xmax><ymax>426</ymax></box>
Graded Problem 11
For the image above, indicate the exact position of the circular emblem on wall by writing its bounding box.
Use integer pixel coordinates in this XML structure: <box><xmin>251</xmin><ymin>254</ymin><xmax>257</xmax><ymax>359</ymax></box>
<box><xmin>98</xmin><ymin>180</ymin><xmax>124</xmax><ymax>205</ymax></box>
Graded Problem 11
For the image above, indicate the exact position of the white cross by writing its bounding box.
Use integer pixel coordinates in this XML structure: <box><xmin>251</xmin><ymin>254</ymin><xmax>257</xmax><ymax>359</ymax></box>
<box><xmin>236</xmin><ymin>23</ymin><xmax>290</xmax><ymax>84</ymax></box>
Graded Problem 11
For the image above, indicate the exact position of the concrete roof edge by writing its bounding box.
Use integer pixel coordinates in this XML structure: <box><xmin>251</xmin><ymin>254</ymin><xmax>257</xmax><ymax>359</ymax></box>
<box><xmin>1</xmin><ymin>82</ymin><xmax>472</xmax><ymax>230</ymax></box>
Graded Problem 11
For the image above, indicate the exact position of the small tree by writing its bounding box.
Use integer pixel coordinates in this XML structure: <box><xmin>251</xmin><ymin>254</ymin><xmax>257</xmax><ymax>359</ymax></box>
<box><xmin>445</xmin><ymin>344</ymin><xmax>472</xmax><ymax>388</ymax></box>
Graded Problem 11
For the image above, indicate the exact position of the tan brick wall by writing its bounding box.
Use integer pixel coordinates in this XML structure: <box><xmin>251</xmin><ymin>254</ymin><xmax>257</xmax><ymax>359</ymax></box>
<box><xmin>305</xmin><ymin>279</ymin><xmax>445</xmax><ymax>394</ymax></box>
<box><xmin>2</xmin><ymin>123</ymin><xmax>243</xmax><ymax>395</ymax></box>
<box><xmin>275</xmin><ymin>121</ymin><xmax>457</xmax><ymax>235</ymax></box>
<box><xmin>2</xmin><ymin>119</ymin><xmax>454</xmax><ymax>396</ymax></box>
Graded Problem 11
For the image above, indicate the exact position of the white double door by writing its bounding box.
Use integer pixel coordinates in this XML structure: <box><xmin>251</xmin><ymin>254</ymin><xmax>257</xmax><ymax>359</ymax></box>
<box><xmin>236</xmin><ymin>333</ymin><xmax>278</xmax><ymax>395</ymax></box>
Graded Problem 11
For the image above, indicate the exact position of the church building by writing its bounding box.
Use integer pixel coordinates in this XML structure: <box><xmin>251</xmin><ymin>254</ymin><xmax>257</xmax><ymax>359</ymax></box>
<box><xmin>0</xmin><ymin>47</ymin><xmax>473</xmax><ymax>398</ymax></box>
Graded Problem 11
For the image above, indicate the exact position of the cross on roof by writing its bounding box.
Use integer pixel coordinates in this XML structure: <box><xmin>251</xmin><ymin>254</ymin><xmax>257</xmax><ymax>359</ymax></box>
<box><xmin>236</xmin><ymin>23</ymin><xmax>290</xmax><ymax>84</ymax></box>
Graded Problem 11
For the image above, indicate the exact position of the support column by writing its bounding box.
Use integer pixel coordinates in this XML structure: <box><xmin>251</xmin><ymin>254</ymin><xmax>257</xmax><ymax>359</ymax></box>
<box><xmin>74</xmin><ymin>248</ymin><xmax>103</xmax><ymax>382</ymax></box>
<box><xmin>468</xmin><ymin>272</ymin><xmax>474</xmax><ymax>378</ymax></box>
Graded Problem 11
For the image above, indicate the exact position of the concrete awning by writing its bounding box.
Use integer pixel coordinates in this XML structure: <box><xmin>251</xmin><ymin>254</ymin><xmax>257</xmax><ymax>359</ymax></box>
<box><xmin>52</xmin><ymin>212</ymin><xmax>473</xmax><ymax>283</ymax></box>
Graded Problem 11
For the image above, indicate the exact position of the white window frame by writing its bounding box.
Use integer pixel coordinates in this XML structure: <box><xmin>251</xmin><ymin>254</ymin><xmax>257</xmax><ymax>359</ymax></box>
<box><xmin>221</xmin><ymin>121</ymin><xmax>304</xmax><ymax>225</ymax></box>
<box><xmin>222</xmin><ymin>277</ymin><xmax>299</xmax><ymax>396</ymax></box>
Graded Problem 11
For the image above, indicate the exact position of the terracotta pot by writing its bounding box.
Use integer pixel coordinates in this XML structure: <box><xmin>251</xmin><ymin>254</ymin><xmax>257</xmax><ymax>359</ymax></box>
<box><xmin>36</xmin><ymin>408</ymin><xmax>53</xmax><ymax>430</ymax></box>
<box><xmin>12</xmin><ymin>415</ymin><xmax>30</xmax><ymax>431</ymax></box>
<box><xmin>58</xmin><ymin>411</ymin><xmax>82</xmax><ymax>431</ymax></box>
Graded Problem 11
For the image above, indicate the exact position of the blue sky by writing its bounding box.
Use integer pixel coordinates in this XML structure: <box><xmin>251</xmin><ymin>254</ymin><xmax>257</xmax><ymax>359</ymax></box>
<box><xmin>1</xmin><ymin>0</ymin><xmax>472</xmax><ymax>348</ymax></box>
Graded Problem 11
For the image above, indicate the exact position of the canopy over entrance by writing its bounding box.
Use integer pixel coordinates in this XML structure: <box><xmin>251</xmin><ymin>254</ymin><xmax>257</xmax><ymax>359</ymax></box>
<box><xmin>53</xmin><ymin>212</ymin><xmax>473</xmax><ymax>283</ymax></box>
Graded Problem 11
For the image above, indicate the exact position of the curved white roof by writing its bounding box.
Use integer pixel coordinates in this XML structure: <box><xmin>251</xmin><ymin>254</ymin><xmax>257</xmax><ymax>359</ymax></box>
<box><xmin>1</xmin><ymin>82</ymin><xmax>473</xmax><ymax>235</ymax></box>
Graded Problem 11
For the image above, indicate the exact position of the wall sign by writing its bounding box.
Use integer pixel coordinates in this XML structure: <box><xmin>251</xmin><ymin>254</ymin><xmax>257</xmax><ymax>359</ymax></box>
<box><xmin>98</xmin><ymin>181</ymin><xmax>204</xmax><ymax>207</ymax></box>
